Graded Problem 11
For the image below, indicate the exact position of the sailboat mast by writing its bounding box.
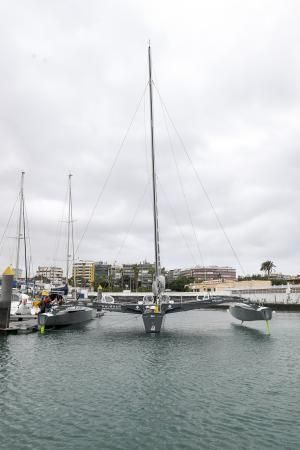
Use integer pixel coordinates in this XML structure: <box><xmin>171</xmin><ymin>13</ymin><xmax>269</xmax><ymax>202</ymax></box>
<box><xmin>15</xmin><ymin>171</ymin><xmax>25</xmax><ymax>282</ymax></box>
<box><xmin>22</xmin><ymin>192</ymin><xmax>29</xmax><ymax>292</ymax></box>
<box><xmin>148</xmin><ymin>44</ymin><xmax>161</xmax><ymax>279</ymax></box>
<box><xmin>66</xmin><ymin>173</ymin><xmax>72</xmax><ymax>283</ymax></box>
<box><xmin>70</xmin><ymin>177</ymin><xmax>76</xmax><ymax>291</ymax></box>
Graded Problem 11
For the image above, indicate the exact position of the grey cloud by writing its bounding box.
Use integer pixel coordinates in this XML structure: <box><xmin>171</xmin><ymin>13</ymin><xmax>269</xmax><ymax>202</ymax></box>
<box><xmin>1</xmin><ymin>0</ymin><xmax>300</xmax><ymax>277</ymax></box>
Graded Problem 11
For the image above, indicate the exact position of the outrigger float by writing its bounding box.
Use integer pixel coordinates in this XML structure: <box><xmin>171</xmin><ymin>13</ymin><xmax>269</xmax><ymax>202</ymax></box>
<box><xmin>229</xmin><ymin>303</ymin><xmax>272</xmax><ymax>334</ymax></box>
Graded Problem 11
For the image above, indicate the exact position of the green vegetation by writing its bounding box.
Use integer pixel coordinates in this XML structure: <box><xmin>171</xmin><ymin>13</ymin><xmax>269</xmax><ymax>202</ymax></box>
<box><xmin>260</xmin><ymin>260</ymin><xmax>276</xmax><ymax>277</ymax></box>
<box><xmin>166</xmin><ymin>276</ymin><xmax>193</xmax><ymax>292</ymax></box>
<box><xmin>238</xmin><ymin>273</ymin><xmax>287</xmax><ymax>286</ymax></box>
<box><xmin>271</xmin><ymin>278</ymin><xmax>288</xmax><ymax>285</ymax></box>
<box><xmin>238</xmin><ymin>274</ymin><xmax>268</xmax><ymax>281</ymax></box>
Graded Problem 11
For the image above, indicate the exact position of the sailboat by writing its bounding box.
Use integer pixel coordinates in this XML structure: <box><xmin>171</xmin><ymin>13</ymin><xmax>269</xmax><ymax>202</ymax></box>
<box><xmin>37</xmin><ymin>174</ymin><xmax>96</xmax><ymax>331</ymax></box>
<box><xmin>13</xmin><ymin>171</ymin><xmax>34</xmax><ymax>315</ymax></box>
<box><xmin>97</xmin><ymin>45</ymin><xmax>234</xmax><ymax>333</ymax></box>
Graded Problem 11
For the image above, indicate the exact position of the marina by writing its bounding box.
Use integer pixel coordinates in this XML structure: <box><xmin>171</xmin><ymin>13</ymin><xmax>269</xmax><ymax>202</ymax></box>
<box><xmin>1</xmin><ymin>2</ymin><xmax>300</xmax><ymax>448</ymax></box>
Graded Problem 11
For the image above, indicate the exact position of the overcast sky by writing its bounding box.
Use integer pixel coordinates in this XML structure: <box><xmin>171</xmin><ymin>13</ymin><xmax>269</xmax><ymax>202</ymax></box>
<box><xmin>0</xmin><ymin>0</ymin><xmax>299</xmax><ymax>277</ymax></box>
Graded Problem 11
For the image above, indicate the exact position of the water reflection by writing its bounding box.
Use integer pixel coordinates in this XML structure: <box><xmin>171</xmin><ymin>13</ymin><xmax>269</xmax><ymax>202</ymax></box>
<box><xmin>230</xmin><ymin>322</ymin><xmax>269</xmax><ymax>338</ymax></box>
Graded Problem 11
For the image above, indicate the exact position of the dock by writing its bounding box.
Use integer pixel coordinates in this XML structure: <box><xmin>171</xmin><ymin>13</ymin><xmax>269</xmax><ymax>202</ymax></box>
<box><xmin>0</xmin><ymin>318</ymin><xmax>38</xmax><ymax>334</ymax></box>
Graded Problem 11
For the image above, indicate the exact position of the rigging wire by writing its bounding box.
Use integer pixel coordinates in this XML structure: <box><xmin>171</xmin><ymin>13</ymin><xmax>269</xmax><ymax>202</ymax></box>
<box><xmin>52</xmin><ymin>186</ymin><xmax>69</xmax><ymax>267</ymax></box>
<box><xmin>65</xmin><ymin>175</ymin><xmax>76</xmax><ymax>286</ymax></box>
<box><xmin>153</xmin><ymin>82</ymin><xmax>246</xmax><ymax>276</ymax></box>
<box><xmin>22</xmin><ymin>194</ymin><xmax>28</xmax><ymax>290</ymax></box>
<box><xmin>143</xmin><ymin>82</ymin><xmax>150</xmax><ymax>181</ymax></box>
<box><xmin>70</xmin><ymin>180</ymin><xmax>75</xmax><ymax>286</ymax></box>
<box><xmin>144</xmin><ymin>64</ymin><xmax>198</xmax><ymax>268</ymax></box>
<box><xmin>151</xmin><ymin>66</ymin><xmax>203</xmax><ymax>271</ymax></box>
<box><xmin>65</xmin><ymin>215</ymin><xmax>76</xmax><ymax>286</ymax></box>
<box><xmin>0</xmin><ymin>195</ymin><xmax>19</xmax><ymax>256</ymax></box>
<box><xmin>113</xmin><ymin>77</ymin><xmax>164</xmax><ymax>268</ymax></box>
<box><xmin>24</xmin><ymin>201</ymin><xmax>33</xmax><ymax>280</ymax></box>
<box><xmin>157</xmin><ymin>180</ymin><xmax>198</xmax><ymax>267</ymax></box>
<box><xmin>157</xmin><ymin>89</ymin><xmax>206</xmax><ymax>272</ymax></box>
<box><xmin>113</xmin><ymin>180</ymin><xmax>150</xmax><ymax>264</ymax></box>
<box><xmin>74</xmin><ymin>83</ymin><xmax>149</xmax><ymax>258</ymax></box>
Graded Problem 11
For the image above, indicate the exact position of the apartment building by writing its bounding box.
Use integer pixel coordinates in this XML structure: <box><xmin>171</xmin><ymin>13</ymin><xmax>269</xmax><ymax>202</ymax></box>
<box><xmin>180</xmin><ymin>266</ymin><xmax>236</xmax><ymax>281</ymax></box>
<box><xmin>72</xmin><ymin>261</ymin><xmax>95</xmax><ymax>287</ymax></box>
<box><xmin>36</xmin><ymin>266</ymin><xmax>64</xmax><ymax>285</ymax></box>
<box><xmin>94</xmin><ymin>261</ymin><xmax>111</xmax><ymax>280</ymax></box>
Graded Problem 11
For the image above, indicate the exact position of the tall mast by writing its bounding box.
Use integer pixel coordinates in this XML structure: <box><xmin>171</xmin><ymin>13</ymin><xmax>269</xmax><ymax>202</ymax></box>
<box><xmin>66</xmin><ymin>173</ymin><xmax>73</xmax><ymax>284</ymax></box>
<box><xmin>22</xmin><ymin>189</ymin><xmax>29</xmax><ymax>292</ymax></box>
<box><xmin>148</xmin><ymin>44</ymin><xmax>161</xmax><ymax>280</ymax></box>
<box><xmin>15</xmin><ymin>171</ymin><xmax>25</xmax><ymax>282</ymax></box>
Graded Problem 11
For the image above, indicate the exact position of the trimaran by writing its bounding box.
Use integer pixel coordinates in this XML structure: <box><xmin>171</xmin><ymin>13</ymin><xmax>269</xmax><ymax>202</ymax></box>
<box><xmin>98</xmin><ymin>44</ymin><xmax>273</xmax><ymax>333</ymax></box>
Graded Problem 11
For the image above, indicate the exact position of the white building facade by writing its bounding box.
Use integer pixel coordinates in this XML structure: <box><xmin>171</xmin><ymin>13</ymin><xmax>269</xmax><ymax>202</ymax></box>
<box><xmin>36</xmin><ymin>266</ymin><xmax>64</xmax><ymax>285</ymax></box>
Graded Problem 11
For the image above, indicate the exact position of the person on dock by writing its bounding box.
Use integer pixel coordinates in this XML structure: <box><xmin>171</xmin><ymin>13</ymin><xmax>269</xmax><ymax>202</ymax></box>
<box><xmin>16</xmin><ymin>294</ymin><xmax>31</xmax><ymax>315</ymax></box>
<box><xmin>39</xmin><ymin>298</ymin><xmax>46</xmax><ymax>314</ymax></box>
<box><xmin>44</xmin><ymin>296</ymin><xmax>52</xmax><ymax>311</ymax></box>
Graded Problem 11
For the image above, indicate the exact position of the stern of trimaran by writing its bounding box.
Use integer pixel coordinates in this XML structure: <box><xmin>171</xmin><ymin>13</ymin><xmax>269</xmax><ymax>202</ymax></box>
<box><xmin>142</xmin><ymin>276</ymin><xmax>166</xmax><ymax>333</ymax></box>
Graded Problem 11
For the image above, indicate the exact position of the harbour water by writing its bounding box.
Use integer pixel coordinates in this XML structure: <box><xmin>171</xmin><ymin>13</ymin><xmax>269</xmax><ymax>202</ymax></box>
<box><xmin>1</xmin><ymin>310</ymin><xmax>299</xmax><ymax>449</ymax></box>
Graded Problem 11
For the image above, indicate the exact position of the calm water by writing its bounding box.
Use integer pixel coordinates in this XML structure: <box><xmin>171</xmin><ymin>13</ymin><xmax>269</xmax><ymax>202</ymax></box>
<box><xmin>0</xmin><ymin>310</ymin><xmax>299</xmax><ymax>450</ymax></box>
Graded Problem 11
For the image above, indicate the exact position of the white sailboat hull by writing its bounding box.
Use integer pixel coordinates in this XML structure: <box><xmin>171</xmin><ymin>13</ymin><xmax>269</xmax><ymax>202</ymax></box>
<box><xmin>38</xmin><ymin>306</ymin><xmax>96</xmax><ymax>328</ymax></box>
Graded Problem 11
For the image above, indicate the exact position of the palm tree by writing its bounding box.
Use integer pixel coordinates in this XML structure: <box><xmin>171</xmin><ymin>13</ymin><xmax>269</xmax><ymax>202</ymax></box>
<box><xmin>260</xmin><ymin>261</ymin><xmax>276</xmax><ymax>277</ymax></box>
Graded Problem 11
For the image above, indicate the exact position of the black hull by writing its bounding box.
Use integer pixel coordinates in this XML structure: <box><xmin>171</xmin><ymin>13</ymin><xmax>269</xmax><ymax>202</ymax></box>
<box><xmin>142</xmin><ymin>312</ymin><xmax>164</xmax><ymax>333</ymax></box>
<box><xmin>229</xmin><ymin>304</ymin><xmax>272</xmax><ymax>322</ymax></box>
